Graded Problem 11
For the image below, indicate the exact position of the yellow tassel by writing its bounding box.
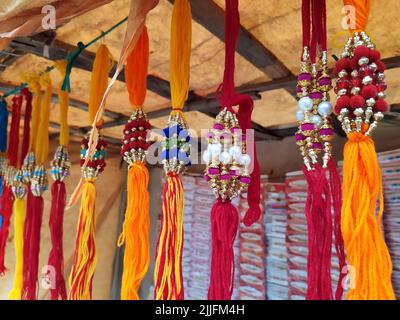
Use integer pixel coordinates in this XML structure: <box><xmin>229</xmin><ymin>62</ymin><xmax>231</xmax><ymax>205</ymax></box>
<box><xmin>35</xmin><ymin>74</ymin><xmax>52</xmax><ymax>165</ymax></box>
<box><xmin>54</xmin><ymin>60</ymin><xmax>70</xmax><ymax>147</ymax></box>
<box><xmin>342</xmin><ymin>132</ymin><xmax>395</xmax><ymax>300</ymax></box>
<box><xmin>154</xmin><ymin>175</ymin><xmax>184</xmax><ymax>300</ymax></box>
<box><xmin>28</xmin><ymin>79</ymin><xmax>41</xmax><ymax>152</ymax></box>
<box><xmin>170</xmin><ymin>0</ymin><xmax>192</xmax><ymax>111</ymax></box>
<box><xmin>8</xmin><ymin>198</ymin><xmax>25</xmax><ymax>300</ymax></box>
<box><xmin>68</xmin><ymin>180</ymin><xmax>98</xmax><ymax>300</ymax></box>
<box><xmin>118</xmin><ymin>163</ymin><xmax>150</xmax><ymax>300</ymax></box>
<box><xmin>88</xmin><ymin>44</ymin><xmax>114</xmax><ymax>127</ymax></box>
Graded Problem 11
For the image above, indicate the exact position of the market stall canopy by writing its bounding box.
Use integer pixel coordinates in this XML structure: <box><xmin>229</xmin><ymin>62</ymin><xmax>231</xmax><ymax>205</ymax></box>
<box><xmin>1</xmin><ymin>0</ymin><xmax>400</xmax><ymax>144</ymax></box>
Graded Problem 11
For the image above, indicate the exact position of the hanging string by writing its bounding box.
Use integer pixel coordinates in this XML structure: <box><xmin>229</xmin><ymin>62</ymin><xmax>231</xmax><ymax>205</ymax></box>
<box><xmin>46</xmin><ymin>60</ymin><xmax>70</xmax><ymax>300</ymax></box>
<box><xmin>118</xmin><ymin>27</ymin><xmax>150</xmax><ymax>300</ymax></box>
<box><xmin>8</xmin><ymin>87</ymin><xmax>32</xmax><ymax>299</ymax></box>
<box><xmin>0</xmin><ymin>99</ymin><xmax>8</xmax><ymax>213</ymax></box>
<box><xmin>0</xmin><ymin>96</ymin><xmax>21</xmax><ymax>275</ymax></box>
<box><xmin>154</xmin><ymin>0</ymin><xmax>191</xmax><ymax>301</ymax></box>
<box><xmin>69</xmin><ymin>44</ymin><xmax>111</xmax><ymax>300</ymax></box>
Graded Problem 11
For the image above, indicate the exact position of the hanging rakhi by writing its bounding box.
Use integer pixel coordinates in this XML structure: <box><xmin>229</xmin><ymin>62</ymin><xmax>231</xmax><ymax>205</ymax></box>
<box><xmin>118</xmin><ymin>27</ymin><xmax>151</xmax><ymax>300</ymax></box>
<box><xmin>21</xmin><ymin>74</ymin><xmax>51</xmax><ymax>300</ymax></box>
<box><xmin>203</xmin><ymin>0</ymin><xmax>261</xmax><ymax>300</ymax></box>
<box><xmin>0</xmin><ymin>98</ymin><xmax>8</xmax><ymax>213</ymax></box>
<box><xmin>45</xmin><ymin>61</ymin><xmax>71</xmax><ymax>301</ymax></box>
<box><xmin>9</xmin><ymin>88</ymin><xmax>32</xmax><ymax>300</ymax></box>
<box><xmin>68</xmin><ymin>43</ymin><xmax>112</xmax><ymax>300</ymax></box>
<box><xmin>295</xmin><ymin>0</ymin><xmax>346</xmax><ymax>300</ymax></box>
<box><xmin>0</xmin><ymin>95</ymin><xmax>22</xmax><ymax>275</ymax></box>
<box><xmin>333</xmin><ymin>0</ymin><xmax>394</xmax><ymax>300</ymax></box>
<box><xmin>154</xmin><ymin>0</ymin><xmax>192</xmax><ymax>301</ymax></box>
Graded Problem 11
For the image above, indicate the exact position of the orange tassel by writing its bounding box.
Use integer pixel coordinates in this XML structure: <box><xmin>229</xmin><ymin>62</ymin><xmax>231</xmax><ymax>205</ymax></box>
<box><xmin>341</xmin><ymin>133</ymin><xmax>395</xmax><ymax>300</ymax></box>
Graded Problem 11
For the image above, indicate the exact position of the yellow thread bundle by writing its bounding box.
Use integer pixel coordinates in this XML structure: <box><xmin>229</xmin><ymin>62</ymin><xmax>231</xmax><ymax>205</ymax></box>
<box><xmin>8</xmin><ymin>198</ymin><xmax>26</xmax><ymax>300</ymax></box>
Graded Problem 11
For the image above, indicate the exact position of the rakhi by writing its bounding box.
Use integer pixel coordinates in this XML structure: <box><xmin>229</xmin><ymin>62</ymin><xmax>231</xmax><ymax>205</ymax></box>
<box><xmin>295</xmin><ymin>0</ymin><xmax>345</xmax><ymax>300</ymax></box>
<box><xmin>333</xmin><ymin>0</ymin><xmax>394</xmax><ymax>300</ymax></box>
<box><xmin>46</xmin><ymin>60</ymin><xmax>71</xmax><ymax>300</ymax></box>
<box><xmin>9</xmin><ymin>88</ymin><xmax>32</xmax><ymax>300</ymax></box>
<box><xmin>154</xmin><ymin>0</ymin><xmax>192</xmax><ymax>300</ymax></box>
<box><xmin>22</xmin><ymin>73</ymin><xmax>52</xmax><ymax>300</ymax></box>
<box><xmin>204</xmin><ymin>0</ymin><xmax>261</xmax><ymax>300</ymax></box>
<box><xmin>69</xmin><ymin>43</ymin><xmax>112</xmax><ymax>300</ymax></box>
<box><xmin>118</xmin><ymin>26</ymin><xmax>152</xmax><ymax>300</ymax></box>
<box><xmin>0</xmin><ymin>95</ymin><xmax>22</xmax><ymax>275</ymax></box>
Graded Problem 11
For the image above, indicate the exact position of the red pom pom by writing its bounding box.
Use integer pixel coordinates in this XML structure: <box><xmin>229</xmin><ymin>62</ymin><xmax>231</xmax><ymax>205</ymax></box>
<box><xmin>374</xmin><ymin>99</ymin><xmax>389</xmax><ymax>113</ymax></box>
<box><xmin>334</xmin><ymin>96</ymin><xmax>350</xmax><ymax>114</ymax></box>
<box><xmin>369</xmin><ymin>49</ymin><xmax>381</xmax><ymax>62</ymax></box>
<box><xmin>350</xmin><ymin>58</ymin><xmax>359</xmax><ymax>70</ymax></box>
<box><xmin>349</xmin><ymin>95</ymin><xmax>365</xmax><ymax>110</ymax></box>
<box><xmin>334</xmin><ymin>58</ymin><xmax>351</xmax><ymax>76</ymax></box>
<box><xmin>354</xmin><ymin>45</ymin><xmax>370</xmax><ymax>60</ymax></box>
<box><xmin>376</xmin><ymin>60</ymin><xmax>386</xmax><ymax>72</ymax></box>
<box><xmin>361</xmin><ymin>84</ymin><xmax>378</xmax><ymax>99</ymax></box>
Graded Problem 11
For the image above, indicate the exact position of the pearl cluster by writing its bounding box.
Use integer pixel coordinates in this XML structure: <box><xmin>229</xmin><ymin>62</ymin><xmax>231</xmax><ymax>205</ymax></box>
<box><xmin>334</xmin><ymin>32</ymin><xmax>387</xmax><ymax>136</ymax></box>
<box><xmin>80</xmin><ymin>136</ymin><xmax>107</xmax><ymax>180</ymax></box>
<box><xmin>203</xmin><ymin>108</ymin><xmax>251</xmax><ymax>201</ymax></box>
<box><xmin>121</xmin><ymin>108</ymin><xmax>151</xmax><ymax>165</ymax></box>
<box><xmin>30</xmin><ymin>165</ymin><xmax>48</xmax><ymax>197</ymax></box>
<box><xmin>160</xmin><ymin>113</ymin><xmax>191</xmax><ymax>175</ymax></box>
<box><xmin>295</xmin><ymin>47</ymin><xmax>334</xmax><ymax>170</ymax></box>
<box><xmin>50</xmin><ymin>146</ymin><xmax>71</xmax><ymax>182</ymax></box>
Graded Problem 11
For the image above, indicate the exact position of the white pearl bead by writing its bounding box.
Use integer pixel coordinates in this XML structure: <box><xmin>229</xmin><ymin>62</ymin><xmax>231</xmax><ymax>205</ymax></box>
<box><xmin>202</xmin><ymin>149</ymin><xmax>211</xmax><ymax>163</ymax></box>
<box><xmin>229</xmin><ymin>145</ymin><xmax>242</xmax><ymax>160</ymax></box>
<box><xmin>317</xmin><ymin>101</ymin><xmax>333</xmax><ymax>116</ymax></box>
<box><xmin>298</xmin><ymin>97</ymin><xmax>313</xmax><ymax>112</ymax></box>
<box><xmin>219</xmin><ymin>151</ymin><xmax>232</xmax><ymax>165</ymax></box>
<box><xmin>296</xmin><ymin>110</ymin><xmax>305</xmax><ymax>122</ymax></box>
<box><xmin>240</xmin><ymin>154</ymin><xmax>251</xmax><ymax>166</ymax></box>
<box><xmin>209</xmin><ymin>143</ymin><xmax>222</xmax><ymax>156</ymax></box>
<box><xmin>310</xmin><ymin>114</ymin><xmax>322</xmax><ymax>128</ymax></box>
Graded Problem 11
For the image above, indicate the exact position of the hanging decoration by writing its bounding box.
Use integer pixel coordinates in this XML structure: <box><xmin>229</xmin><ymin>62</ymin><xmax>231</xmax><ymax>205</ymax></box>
<box><xmin>0</xmin><ymin>95</ymin><xmax>22</xmax><ymax>275</ymax></box>
<box><xmin>9</xmin><ymin>87</ymin><xmax>32</xmax><ymax>300</ymax></box>
<box><xmin>45</xmin><ymin>60</ymin><xmax>71</xmax><ymax>300</ymax></box>
<box><xmin>118</xmin><ymin>27</ymin><xmax>151</xmax><ymax>300</ymax></box>
<box><xmin>294</xmin><ymin>0</ymin><xmax>346</xmax><ymax>300</ymax></box>
<box><xmin>154</xmin><ymin>0</ymin><xmax>192</xmax><ymax>301</ymax></box>
<box><xmin>0</xmin><ymin>98</ymin><xmax>9</xmax><ymax>208</ymax></box>
<box><xmin>203</xmin><ymin>0</ymin><xmax>261</xmax><ymax>300</ymax></box>
<box><xmin>22</xmin><ymin>74</ymin><xmax>51</xmax><ymax>300</ymax></box>
<box><xmin>333</xmin><ymin>0</ymin><xmax>394</xmax><ymax>300</ymax></box>
<box><xmin>68</xmin><ymin>44</ymin><xmax>112</xmax><ymax>300</ymax></box>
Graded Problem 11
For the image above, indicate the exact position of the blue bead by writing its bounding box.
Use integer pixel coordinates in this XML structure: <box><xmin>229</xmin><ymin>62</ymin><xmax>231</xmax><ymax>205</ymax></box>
<box><xmin>162</xmin><ymin>127</ymin><xmax>170</xmax><ymax>138</ymax></box>
<box><xmin>160</xmin><ymin>150</ymin><xmax>169</xmax><ymax>160</ymax></box>
<box><xmin>169</xmin><ymin>147</ymin><xmax>179</xmax><ymax>159</ymax></box>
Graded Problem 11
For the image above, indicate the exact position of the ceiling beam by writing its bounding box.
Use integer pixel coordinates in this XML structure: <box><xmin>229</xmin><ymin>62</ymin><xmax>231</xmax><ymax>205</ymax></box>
<box><xmin>185</xmin><ymin>0</ymin><xmax>292</xmax><ymax>79</ymax></box>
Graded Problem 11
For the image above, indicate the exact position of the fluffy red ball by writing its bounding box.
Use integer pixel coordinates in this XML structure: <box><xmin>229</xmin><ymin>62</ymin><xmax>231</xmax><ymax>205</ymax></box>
<box><xmin>376</xmin><ymin>60</ymin><xmax>386</xmax><ymax>72</ymax></box>
<box><xmin>354</xmin><ymin>45</ymin><xmax>370</xmax><ymax>60</ymax></box>
<box><xmin>349</xmin><ymin>95</ymin><xmax>365</xmax><ymax>110</ymax></box>
<box><xmin>369</xmin><ymin>49</ymin><xmax>381</xmax><ymax>62</ymax></box>
<box><xmin>350</xmin><ymin>58</ymin><xmax>359</xmax><ymax>70</ymax></box>
<box><xmin>334</xmin><ymin>96</ymin><xmax>350</xmax><ymax>114</ymax></box>
<box><xmin>374</xmin><ymin>99</ymin><xmax>389</xmax><ymax>112</ymax></box>
<box><xmin>334</xmin><ymin>58</ymin><xmax>351</xmax><ymax>76</ymax></box>
<box><xmin>361</xmin><ymin>84</ymin><xmax>378</xmax><ymax>99</ymax></box>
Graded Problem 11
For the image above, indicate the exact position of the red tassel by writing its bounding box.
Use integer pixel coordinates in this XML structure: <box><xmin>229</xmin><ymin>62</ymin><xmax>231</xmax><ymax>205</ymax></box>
<box><xmin>208</xmin><ymin>199</ymin><xmax>238</xmax><ymax>300</ymax></box>
<box><xmin>0</xmin><ymin>185</ymin><xmax>15</xmax><ymax>274</ymax></box>
<box><xmin>48</xmin><ymin>181</ymin><xmax>67</xmax><ymax>300</ymax></box>
<box><xmin>328</xmin><ymin>158</ymin><xmax>346</xmax><ymax>300</ymax></box>
<box><xmin>22</xmin><ymin>188</ymin><xmax>44</xmax><ymax>300</ymax></box>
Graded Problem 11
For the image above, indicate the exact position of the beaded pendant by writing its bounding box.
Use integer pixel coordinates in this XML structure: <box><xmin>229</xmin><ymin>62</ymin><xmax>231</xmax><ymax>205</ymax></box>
<box><xmin>80</xmin><ymin>136</ymin><xmax>107</xmax><ymax>180</ymax></box>
<box><xmin>333</xmin><ymin>31</ymin><xmax>387</xmax><ymax>136</ymax></box>
<box><xmin>203</xmin><ymin>108</ymin><xmax>251</xmax><ymax>201</ymax></box>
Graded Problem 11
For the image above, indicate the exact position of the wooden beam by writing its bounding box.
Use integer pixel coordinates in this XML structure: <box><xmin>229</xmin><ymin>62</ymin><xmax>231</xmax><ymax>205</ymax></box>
<box><xmin>185</xmin><ymin>0</ymin><xmax>292</xmax><ymax>79</ymax></box>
